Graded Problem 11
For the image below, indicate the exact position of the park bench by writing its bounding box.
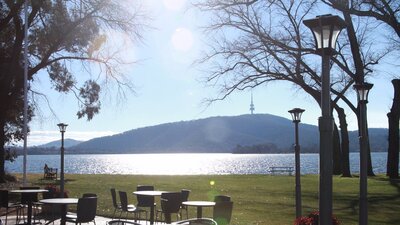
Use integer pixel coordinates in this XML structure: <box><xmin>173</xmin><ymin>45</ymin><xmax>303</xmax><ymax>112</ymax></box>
<box><xmin>44</xmin><ymin>167</ymin><xmax>58</xmax><ymax>179</ymax></box>
<box><xmin>268</xmin><ymin>166</ymin><xmax>294</xmax><ymax>175</ymax></box>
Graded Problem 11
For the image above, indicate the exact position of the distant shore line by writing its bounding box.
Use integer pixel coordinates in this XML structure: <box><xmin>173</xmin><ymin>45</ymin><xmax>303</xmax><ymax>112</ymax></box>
<box><xmin>17</xmin><ymin>150</ymin><xmax>386</xmax><ymax>156</ymax></box>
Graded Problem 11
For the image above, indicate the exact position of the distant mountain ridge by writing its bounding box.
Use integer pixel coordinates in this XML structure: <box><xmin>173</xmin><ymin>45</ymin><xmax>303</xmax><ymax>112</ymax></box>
<box><xmin>26</xmin><ymin>114</ymin><xmax>388</xmax><ymax>155</ymax></box>
<box><xmin>38</xmin><ymin>138</ymin><xmax>83</xmax><ymax>148</ymax></box>
<box><xmin>62</xmin><ymin>113</ymin><xmax>387</xmax><ymax>154</ymax></box>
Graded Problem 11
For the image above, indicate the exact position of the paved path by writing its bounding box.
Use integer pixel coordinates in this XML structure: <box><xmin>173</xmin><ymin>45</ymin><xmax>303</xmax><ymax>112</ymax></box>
<box><xmin>0</xmin><ymin>214</ymin><xmax>156</xmax><ymax>225</ymax></box>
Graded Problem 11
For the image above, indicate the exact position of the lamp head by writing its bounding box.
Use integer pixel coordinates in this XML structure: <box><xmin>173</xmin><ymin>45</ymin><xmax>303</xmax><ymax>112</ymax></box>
<box><xmin>354</xmin><ymin>82</ymin><xmax>373</xmax><ymax>102</ymax></box>
<box><xmin>288</xmin><ymin>108</ymin><xmax>305</xmax><ymax>123</ymax></box>
<box><xmin>303</xmin><ymin>14</ymin><xmax>346</xmax><ymax>55</ymax></box>
<box><xmin>57</xmin><ymin>123</ymin><xmax>68</xmax><ymax>133</ymax></box>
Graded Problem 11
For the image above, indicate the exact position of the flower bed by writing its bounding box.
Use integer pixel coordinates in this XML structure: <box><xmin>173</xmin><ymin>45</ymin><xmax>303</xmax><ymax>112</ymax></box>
<box><xmin>294</xmin><ymin>211</ymin><xmax>340</xmax><ymax>225</ymax></box>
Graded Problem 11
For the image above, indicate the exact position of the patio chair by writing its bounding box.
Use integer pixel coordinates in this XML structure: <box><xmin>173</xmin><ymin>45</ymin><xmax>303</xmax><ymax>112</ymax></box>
<box><xmin>156</xmin><ymin>192</ymin><xmax>182</xmax><ymax>223</ymax></box>
<box><xmin>174</xmin><ymin>218</ymin><xmax>217</xmax><ymax>225</ymax></box>
<box><xmin>118</xmin><ymin>191</ymin><xmax>141</xmax><ymax>221</ymax></box>
<box><xmin>111</xmin><ymin>188</ymin><xmax>122</xmax><ymax>220</ymax></box>
<box><xmin>213</xmin><ymin>201</ymin><xmax>233</xmax><ymax>225</ymax></box>
<box><xmin>135</xmin><ymin>185</ymin><xmax>155</xmax><ymax>221</ymax></box>
<box><xmin>65</xmin><ymin>197</ymin><xmax>97</xmax><ymax>225</ymax></box>
<box><xmin>107</xmin><ymin>220</ymin><xmax>142</xmax><ymax>225</ymax></box>
<box><xmin>180</xmin><ymin>189</ymin><xmax>191</xmax><ymax>219</ymax></box>
<box><xmin>213</xmin><ymin>195</ymin><xmax>231</xmax><ymax>202</ymax></box>
<box><xmin>19</xmin><ymin>186</ymin><xmax>42</xmax><ymax>223</ymax></box>
<box><xmin>0</xmin><ymin>190</ymin><xmax>22</xmax><ymax>225</ymax></box>
<box><xmin>82</xmin><ymin>193</ymin><xmax>97</xmax><ymax>198</ymax></box>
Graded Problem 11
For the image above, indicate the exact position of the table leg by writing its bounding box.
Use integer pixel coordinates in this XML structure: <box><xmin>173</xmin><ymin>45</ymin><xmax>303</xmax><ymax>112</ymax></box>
<box><xmin>27</xmin><ymin>201</ymin><xmax>33</xmax><ymax>225</ymax></box>
<box><xmin>60</xmin><ymin>204</ymin><xmax>67</xmax><ymax>225</ymax></box>
<box><xmin>150</xmin><ymin>204</ymin><xmax>155</xmax><ymax>225</ymax></box>
<box><xmin>197</xmin><ymin>206</ymin><xmax>203</xmax><ymax>218</ymax></box>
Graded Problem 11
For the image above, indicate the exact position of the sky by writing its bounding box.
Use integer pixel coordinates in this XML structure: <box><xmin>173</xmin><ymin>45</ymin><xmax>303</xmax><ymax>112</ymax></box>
<box><xmin>26</xmin><ymin>0</ymin><xmax>397</xmax><ymax>146</ymax></box>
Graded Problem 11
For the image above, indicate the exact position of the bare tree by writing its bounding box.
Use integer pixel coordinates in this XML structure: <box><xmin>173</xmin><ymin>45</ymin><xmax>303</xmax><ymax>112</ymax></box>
<box><xmin>325</xmin><ymin>0</ymin><xmax>400</xmax><ymax>176</ymax></box>
<box><xmin>0</xmin><ymin>0</ymin><xmax>149</xmax><ymax>182</ymax></box>
<box><xmin>194</xmin><ymin>0</ymin><xmax>387</xmax><ymax>176</ymax></box>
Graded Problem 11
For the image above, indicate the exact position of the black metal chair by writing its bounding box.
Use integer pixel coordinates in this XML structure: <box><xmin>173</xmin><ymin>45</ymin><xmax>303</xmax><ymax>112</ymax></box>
<box><xmin>19</xmin><ymin>186</ymin><xmax>42</xmax><ymax>223</ymax></box>
<box><xmin>111</xmin><ymin>188</ymin><xmax>122</xmax><ymax>220</ymax></box>
<box><xmin>82</xmin><ymin>193</ymin><xmax>97</xmax><ymax>198</ymax></box>
<box><xmin>180</xmin><ymin>189</ymin><xmax>190</xmax><ymax>219</ymax></box>
<box><xmin>118</xmin><ymin>191</ymin><xmax>141</xmax><ymax>221</ymax></box>
<box><xmin>156</xmin><ymin>192</ymin><xmax>182</xmax><ymax>223</ymax></box>
<box><xmin>65</xmin><ymin>197</ymin><xmax>97</xmax><ymax>225</ymax></box>
<box><xmin>135</xmin><ymin>185</ymin><xmax>155</xmax><ymax>221</ymax></box>
<box><xmin>213</xmin><ymin>195</ymin><xmax>231</xmax><ymax>202</ymax></box>
<box><xmin>213</xmin><ymin>201</ymin><xmax>233</xmax><ymax>225</ymax></box>
<box><xmin>174</xmin><ymin>218</ymin><xmax>217</xmax><ymax>225</ymax></box>
<box><xmin>107</xmin><ymin>220</ymin><xmax>141</xmax><ymax>225</ymax></box>
<box><xmin>0</xmin><ymin>190</ymin><xmax>22</xmax><ymax>225</ymax></box>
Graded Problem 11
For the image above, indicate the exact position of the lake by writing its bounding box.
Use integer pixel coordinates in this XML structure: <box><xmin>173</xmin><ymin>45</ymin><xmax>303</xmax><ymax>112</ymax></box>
<box><xmin>5</xmin><ymin>152</ymin><xmax>391</xmax><ymax>175</ymax></box>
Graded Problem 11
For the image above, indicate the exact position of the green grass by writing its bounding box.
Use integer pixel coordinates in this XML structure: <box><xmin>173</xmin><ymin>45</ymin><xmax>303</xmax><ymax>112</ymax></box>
<box><xmin>15</xmin><ymin>174</ymin><xmax>400</xmax><ymax>225</ymax></box>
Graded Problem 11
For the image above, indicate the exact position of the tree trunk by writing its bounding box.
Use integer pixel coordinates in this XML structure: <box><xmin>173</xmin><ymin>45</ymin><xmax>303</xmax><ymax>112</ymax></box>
<box><xmin>366</xmin><ymin>122</ymin><xmax>375</xmax><ymax>176</ymax></box>
<box><xmin>356</xmin><ymin>106</ymin><xmax>375</xmax><ymax>176</ymax></box>
<box><xmin>387</xmin><ymin>79</ymin><xmax>400</xmax><ymax>179</ymax></box>
<box><xmin>0</xmin><ymin>115</ymin><xmax>6</xmax><ymax>183</ymax></box>
<box><xmin>336</xmin><ymin>106</ymin><xmax>351</xmax><ymax>177</ymax></box>
<box><xmin>333</xmin><ymin>124</ymin><xmax>342</xmax><ymax>175</ymax></box>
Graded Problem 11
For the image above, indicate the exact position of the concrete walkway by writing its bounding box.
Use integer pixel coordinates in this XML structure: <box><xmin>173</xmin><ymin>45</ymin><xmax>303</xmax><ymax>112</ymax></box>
<box><xmin>0</xmin><ymin>214</ymin><xmax>160</xmax><ymax>225</ymax></box>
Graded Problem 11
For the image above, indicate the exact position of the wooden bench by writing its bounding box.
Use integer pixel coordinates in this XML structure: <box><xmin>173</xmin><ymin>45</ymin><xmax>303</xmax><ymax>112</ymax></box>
<box><xmin>268</xmin><ymin>166</ymin><xmax>294</xmax><ymax>175</ymax></box>
<box><xmin>44</xmin><ymin>167</ymin><xmax>58</xmax><ymax>179</ymax></box>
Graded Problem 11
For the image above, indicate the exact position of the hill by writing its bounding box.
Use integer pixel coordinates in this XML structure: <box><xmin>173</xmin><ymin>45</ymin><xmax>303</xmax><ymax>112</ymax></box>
<box><xmin>70</xmin><ymin>114</ymin><xmax>319</xmax><ymax>154</ymax></box>
<box><xmin>30</xmin><ymin>114</ymin><xmax>388</xmax><ymax>154</ymax></box>
<box><xmin>38</xmin><ymin>138</ymin><xmax>82</xmax><ymax>148</ymax></box>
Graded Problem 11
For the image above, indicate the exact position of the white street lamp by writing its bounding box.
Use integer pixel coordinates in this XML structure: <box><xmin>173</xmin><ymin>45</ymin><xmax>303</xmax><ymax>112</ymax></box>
<box><xmin>303</xmin><ymin>14</ymin><xmax>346</xmax><ymax>225</ymax></box>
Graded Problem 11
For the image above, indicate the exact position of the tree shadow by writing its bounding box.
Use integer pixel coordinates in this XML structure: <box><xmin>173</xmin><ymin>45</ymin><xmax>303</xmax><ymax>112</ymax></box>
<box><xmin>338</xmin><ymin>176</ymin><xmax>400</xmax><ymax>224</ymax></box>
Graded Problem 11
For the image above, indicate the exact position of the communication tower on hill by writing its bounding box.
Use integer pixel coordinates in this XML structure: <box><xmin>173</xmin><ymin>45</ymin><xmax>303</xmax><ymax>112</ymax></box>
<box><xmin>250</xmin><ymin>91</ymin><xmax>255</xmax><ymax>114</ymax></box>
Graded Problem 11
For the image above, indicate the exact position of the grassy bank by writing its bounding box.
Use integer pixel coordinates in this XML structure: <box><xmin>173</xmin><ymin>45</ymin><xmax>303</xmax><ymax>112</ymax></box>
<box><xmin>13</xmin><ymin>174</ymin><xmax>400</xmax><ymax>225</ymax></box>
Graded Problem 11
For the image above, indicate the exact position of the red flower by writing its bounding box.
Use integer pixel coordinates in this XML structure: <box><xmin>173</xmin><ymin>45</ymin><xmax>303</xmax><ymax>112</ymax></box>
<box><xmin>294</xmin><ymin>211</ymin><xmax>340</xmax><ymax>225</ymax></box>
<box><xmin>294</xmin><ymin>216</ymin><xmax>313</xmax><ymax>225</ymax></box>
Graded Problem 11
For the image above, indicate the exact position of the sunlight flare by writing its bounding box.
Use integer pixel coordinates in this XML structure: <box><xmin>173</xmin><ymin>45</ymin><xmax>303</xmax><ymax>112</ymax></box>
<box><xmin>171</xmin><ymin>27</ymin><xmax>194</xmax><ymax>52</ymax></box>
<box><xmin>162</xmin><ymin>0</ymin><xmax>186</xmax><ymax>11</ymax></box>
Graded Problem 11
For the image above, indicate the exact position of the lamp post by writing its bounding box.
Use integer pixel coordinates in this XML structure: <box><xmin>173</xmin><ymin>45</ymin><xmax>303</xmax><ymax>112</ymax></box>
<box><xmin>354</xmin><ymin>82</ymin><xmax>373</xmax><ymax>225</ymax></box>
<box><xmin>57</xmin><ymin>123</ymin><xmax>68</xmax><ymax>197</ymax></box>
<box><xmin>288</xmin><ymin>108</ymin><xmax>305</xmax><ymax>219</ymax></box>
<box><xmin>303</xmin><ymin>14</ymin><xmax>346</xmax><ymax>225</ymax></box>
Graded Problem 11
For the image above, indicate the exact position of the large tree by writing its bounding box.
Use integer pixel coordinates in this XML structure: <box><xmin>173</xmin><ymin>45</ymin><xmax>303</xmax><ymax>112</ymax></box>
<box><xmin>325</xmin><ymin>0</ymin><xmax>400</xmax><ymax>177</ymax></box>
<box><xmin>0</xmin><ymin>0</ymin><xmax>148</xmax><ymax>182</ymax></box>
<box><xmin>194</xmin><ymin>0</ymin><xmax>386</xmax><ymax>176</ymax></box>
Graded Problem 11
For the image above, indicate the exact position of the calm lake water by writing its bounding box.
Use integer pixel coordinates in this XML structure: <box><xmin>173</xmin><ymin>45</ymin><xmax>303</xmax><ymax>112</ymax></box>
<box><xmin>5</xmin><ymin>152</ymin><xmax>390</xmax><ymax>175</ymax></box>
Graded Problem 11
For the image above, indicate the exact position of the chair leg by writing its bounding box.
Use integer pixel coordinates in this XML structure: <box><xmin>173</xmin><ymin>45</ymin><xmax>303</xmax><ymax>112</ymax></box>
<box><xmin>111</xmin><ymin>208</ymin><xmax>115</xmax><ymax>220</ymax></box>
<box><xmin>5</xmin><ymin>208</ymin><xmax>9</xmax><ymax>225</ymax></box>
<box><xmin>118</xmin><ymin>211</ymin><xmax>122</xmax><ymax>221</ymax></box>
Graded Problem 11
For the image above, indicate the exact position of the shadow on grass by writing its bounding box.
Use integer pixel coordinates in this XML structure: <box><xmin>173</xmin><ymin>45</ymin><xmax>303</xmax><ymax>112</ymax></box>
<box><xmin>337</xmin><ymin>176</ymin><xmax>400</xmax><ymax>225</ymax></box>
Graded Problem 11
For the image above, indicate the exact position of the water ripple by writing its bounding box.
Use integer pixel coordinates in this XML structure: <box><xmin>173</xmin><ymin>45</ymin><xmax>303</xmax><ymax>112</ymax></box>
<box><xmin>5</xmin><ymin>153</ymin><xmax>390</xmax><ymax>175</ymax></box>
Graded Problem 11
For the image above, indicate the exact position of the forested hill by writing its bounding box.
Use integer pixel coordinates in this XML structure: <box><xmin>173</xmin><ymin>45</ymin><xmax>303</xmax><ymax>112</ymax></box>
<box><xmin>70</xmin><ymin>114</ymin><xmax>317</xmax><ymax>153</ymax></box>
<box><xmin>62</xmin><ymin>114</ymin><xmax>387</xmax><ymax>154</ymax></box>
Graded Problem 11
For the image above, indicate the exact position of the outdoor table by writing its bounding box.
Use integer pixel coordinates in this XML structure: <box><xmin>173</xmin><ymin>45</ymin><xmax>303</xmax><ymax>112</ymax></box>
<box><xmin>182</xmin><ymin>201</ymin><xmax>216</xmax><ymax>219</ymax></box>
<box><xmin>39</xmin><ymin>198</ymin><xmax>79</xmax><ymax>225</ymax></box>
<box><xmin>133</xmin><ymin>190</ymin><xmax>164</xmax><ymax>225</ymax></box>
<box><xmin>10</xmin><ymin>189</ymin><xmax>48</xmax><ymax>225</ymax></box>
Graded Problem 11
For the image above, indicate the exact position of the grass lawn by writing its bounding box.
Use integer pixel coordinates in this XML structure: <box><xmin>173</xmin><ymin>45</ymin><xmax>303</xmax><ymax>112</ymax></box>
<box><xmin>12</xmin><ymin>173</ymin><xmax>400</xmax><ymax>225</ymax></box>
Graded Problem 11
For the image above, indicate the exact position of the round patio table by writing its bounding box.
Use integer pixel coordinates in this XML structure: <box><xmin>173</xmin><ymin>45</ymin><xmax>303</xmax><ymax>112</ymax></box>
<box><xmin>133</xmin><ymin>191</ymin><xmax>164</xmax><ymax>225</ymax></box>
<box><xmin>39</xmin><ymin>198</ymin><xmax>79</xmax><ymax>225</ymax></box>
<box><xmin>182</xmin><ymin>201</ymin><xmax>216</xmax><ymax>219</ymax></box>
<box><xmin>10</xmin><ymin>189</ymin><xmax>48</xmax><ymax>225</ymax></box>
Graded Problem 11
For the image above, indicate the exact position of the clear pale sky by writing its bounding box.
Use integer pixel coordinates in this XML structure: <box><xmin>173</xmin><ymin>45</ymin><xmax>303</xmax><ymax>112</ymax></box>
<box><xmin>27</xmin><ymin>0</ymin><xmax>396</xmax><ymax>146</ymax></box>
